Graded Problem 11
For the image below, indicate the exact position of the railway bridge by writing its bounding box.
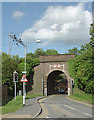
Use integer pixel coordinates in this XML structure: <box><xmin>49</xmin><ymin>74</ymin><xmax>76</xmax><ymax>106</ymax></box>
<box><xmin>31</xmin><ymin>54</ymin><xmax>75</xmax><ymax>96</ymax></box>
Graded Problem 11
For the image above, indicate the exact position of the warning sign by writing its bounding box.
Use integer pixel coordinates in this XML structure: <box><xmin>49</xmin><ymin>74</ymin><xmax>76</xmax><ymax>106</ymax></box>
<box><xmin>20</xmin><ymin>75</ymin><xmax>28</xmax><ymax>82</ymax></box>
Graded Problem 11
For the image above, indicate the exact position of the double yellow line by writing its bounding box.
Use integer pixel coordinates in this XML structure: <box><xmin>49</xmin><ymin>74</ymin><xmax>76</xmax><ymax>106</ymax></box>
<box><xmin>39</xmin><ymin>99</ymin><xmax>49</xmax><ymax>118</ymax></box>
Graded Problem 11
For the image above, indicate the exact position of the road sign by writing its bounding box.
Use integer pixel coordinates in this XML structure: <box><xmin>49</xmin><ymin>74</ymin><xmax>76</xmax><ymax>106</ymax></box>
<box><xmin>20</xmin><ymin>75</ymin><xmax>28</xmax><ymax>82</ymax></box>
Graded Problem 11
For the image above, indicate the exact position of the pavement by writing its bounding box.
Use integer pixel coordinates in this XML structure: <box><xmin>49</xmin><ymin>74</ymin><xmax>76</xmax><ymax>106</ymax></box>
<box><xmin>2</xmin><ymin>96</ymin><xmax>44</xmax><ymax>119</ymax></box>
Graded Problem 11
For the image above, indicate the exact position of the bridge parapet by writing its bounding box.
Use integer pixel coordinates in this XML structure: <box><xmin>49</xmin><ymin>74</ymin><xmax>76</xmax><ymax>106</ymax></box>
<box><xmin>40</xmin><ymin>54</ymin><xmax>75</xmax><ymax>63</ymax></box>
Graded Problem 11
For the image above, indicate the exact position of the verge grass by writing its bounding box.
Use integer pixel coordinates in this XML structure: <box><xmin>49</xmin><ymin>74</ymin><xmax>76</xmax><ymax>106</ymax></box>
<box><xmin>26</xmin><ymin>94</ymin><xmax>43</xmax><ymax>99</ymax></box>
<box><xmin>2</xmin><ymin>94</ymin><xmax>43</xmax><ymax>114</ymax></box>
<box><xmin>68</xmin><ymin>87</ymin><xmax>94</xmax><ymax>104</ymax></box>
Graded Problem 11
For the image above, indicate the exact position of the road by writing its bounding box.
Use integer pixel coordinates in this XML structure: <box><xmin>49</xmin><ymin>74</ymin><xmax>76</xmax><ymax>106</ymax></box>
<box><xmin>37</xmin><ymin>95</ymin><xmax>93</xmax><ymax>118</ymax></box>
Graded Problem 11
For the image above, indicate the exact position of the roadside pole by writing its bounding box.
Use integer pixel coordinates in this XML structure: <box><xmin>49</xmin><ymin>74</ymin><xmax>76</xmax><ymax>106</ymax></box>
<box><xmin>21</xmin><ymin>41</ymin><xmax>27</xmax><ymax>106</ymax></box>
<box><xmin>23</xmin><ymin>82</ymin><xmax>25</xmax><ymax>105</ymax></box>
<box><xmin>13</xmin><ymin>71</ymin><xmax>18</xmax><ymax>101</ymax></box>
<box><xmin>15</xmin><ymin>82</ymin><xmax>16</xmax><ymax>101</ymax></box>
<box><xmin>9</xmin><ymin>33</ymin><xmax>41</xmax><ymax>105</ymax></box>
<box><xmin>23</xmin><ymin>41</ymin><xmax>26</xmax><ymax>105</ymax></box>
<box><xmin>20</xmin><ymin>73</ymin><xmax>28</xmax><ymax>106</ymax></box>
<box><xmin>24</xmin><ymin>41</ymin><xmax>26</xmax><ymax>97</ymax></box>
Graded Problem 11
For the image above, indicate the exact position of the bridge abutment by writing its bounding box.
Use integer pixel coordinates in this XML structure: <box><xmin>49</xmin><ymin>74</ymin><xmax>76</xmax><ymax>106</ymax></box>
<box><xmin>31</xmin><ymin>54</ymin><xmax>75</xmax><ymax>96</ymax></box>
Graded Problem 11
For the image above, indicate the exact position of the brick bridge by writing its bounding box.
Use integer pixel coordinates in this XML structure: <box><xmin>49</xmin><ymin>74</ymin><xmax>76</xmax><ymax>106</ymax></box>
<box><xmin>31</xmin><ymin>54</ymin><xmax>75</xmax><ymax>96</ymax></box>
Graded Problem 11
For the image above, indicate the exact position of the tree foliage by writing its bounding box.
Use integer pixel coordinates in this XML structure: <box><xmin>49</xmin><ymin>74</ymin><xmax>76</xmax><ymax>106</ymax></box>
<box><xmin>2</xmin><ymin>49</ymin><xmax>59</xmax><ymax>92</ymax></box>
<box><xmin>34</xmin><ymin>48</ymin><xmax>45</xmax><ymax>57</ymax></box>
<box><xmin>2</xmin><ymin>53</ymin><xmax>19</xmax><ymax>90</ymax></box>
<box><xmin>66</xmin><ymin>47</ymin><xmax>79</xmax><ymax>55</ymax></box>
<box><xmin>68</xmin><ymin>22</ymin><xmax>94</xmax><ymax>94</ymax></box>
<box><xmin>45</xmin><ymin>49</ymin><xmax>59</xmax><ymax>55</ymax></box>
<box><xmin>55</xmin><ymin>74</ymin><xmax>67</xmax><ymax>83</ymax></box>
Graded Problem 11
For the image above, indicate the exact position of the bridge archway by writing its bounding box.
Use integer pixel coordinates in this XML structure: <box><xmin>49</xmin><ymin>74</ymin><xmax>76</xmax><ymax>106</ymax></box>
<box><xmin>31</xmin><ymin>54</ymin><xmax>75</xmax><ymax>96</ymax></box>
<box><xmin>46</xmin><ymin>70</ymin><xmax>68</xmax><ymax>95</ymax></box>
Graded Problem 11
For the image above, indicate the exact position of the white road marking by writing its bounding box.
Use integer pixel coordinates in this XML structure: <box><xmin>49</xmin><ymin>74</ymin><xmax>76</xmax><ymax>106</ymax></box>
<box><xmin>64</xmin><ymin>104</ymin><xmax>92</xmax><ymax>117</ymax></box>
<box><xmin>64</xmin><ymin>105</ymin><xmax>76</xmax><ymax>110</ymax></box>
<box><xmin>83</xmin><ymin>113</ymin><xmax>92</xmax><ymax>117</ymax></box>
<box><xmin>45</xmin><ymin>116</ymin><xmax>50</xmax><ymax>118</ymax></box>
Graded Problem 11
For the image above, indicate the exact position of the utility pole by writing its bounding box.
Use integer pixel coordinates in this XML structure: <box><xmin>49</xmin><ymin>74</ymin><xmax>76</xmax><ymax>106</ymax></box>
<box><xmin>8</xmin><ymin>33</ymin><xmax>26</xmax><ymax>105</ymax></box>
<box><xmin>23</xmin><ymin>41</ymin><xmax>27</xmax><ymax>105</ymax></box>
<box><xmin>8</xmin><ymin>33</ymin><xmax>41</xmax><ymax>106</ymax></box>
<box><xmin>8</xmin><ymin>34</ymin><xmax>11</xmax><ymax>56</ymax></box>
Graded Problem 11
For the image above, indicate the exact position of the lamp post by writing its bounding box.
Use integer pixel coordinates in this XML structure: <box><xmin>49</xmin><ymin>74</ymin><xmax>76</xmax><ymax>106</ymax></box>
<box><xmin>8</xmin><ymin>33</ymin><xmax>41</xmax><ymax>105</ymax></box>
<box><xmin>23</xmin><ymin>39</ymin><xmax>41</xmax><ymax>105</ymax></box>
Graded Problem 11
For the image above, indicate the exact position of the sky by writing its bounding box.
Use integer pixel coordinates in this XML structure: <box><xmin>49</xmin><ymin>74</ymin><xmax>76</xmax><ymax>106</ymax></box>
<box><xmin>2</xmin><ymin>2</ymin><xmax>93</xmax><ymax>58</ymax></box>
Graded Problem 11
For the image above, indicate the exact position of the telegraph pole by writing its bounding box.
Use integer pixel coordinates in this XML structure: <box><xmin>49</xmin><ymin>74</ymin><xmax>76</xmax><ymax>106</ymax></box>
<box><xmin>8</xmin><ymin>34</ymin><xmax>11</xmax><ymax>56</ymax></box>
<box><xmin>8</xmin><ymin>33</ymin><xmax>41</xmax><ymax>106</ymax></box>
<box><xmin>8</xmin><ymin>33</ymin><xmax>26</xmax><ymax>105</ymax></box>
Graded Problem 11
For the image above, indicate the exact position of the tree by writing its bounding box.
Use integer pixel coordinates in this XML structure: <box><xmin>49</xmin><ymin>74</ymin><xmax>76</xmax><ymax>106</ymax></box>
<box><xmin>2</xmin><ymin>48</ymin><xmax>59</xmax><ymax>92</ymax></box>
<box><xmin>34</xmin><ymin>48</ymin><xmax>45</xmax><ymax>57</ymax></box>
<box><xmin>89</xmin><ymin>22</ymin><xmax>94</xmax><ymax>48</ymax></box>
<box><xmin>55</xmin><ymin>74</ymin><xmax>66</xmax><ymax>83</ymax></box>
<box><xmin>66</xmin><ymin>47</ymin><xmax>79</xmax><ymax>55</ymax></box>
<box><xmin>27</xmin><ymin>52</ymin><xmax>35</xmax><ymax>59</ymax></box>
<box><xmin>12</xmin><ymin>55</ymin><xmax>20</xmax><ymax>64</ymax></box>
<box><xmin>45</xmin><ymin>49</ymin><xmax>59</xmax><ymax>55</ymax></box>
<box><xmin>68</xmin><ymin>47</ymin><xmax>94</xmax><ymax>93</ymax></box>
<box><xmin>2</xmin><ymin>53</ymin><xmax>19</xmax><ymax>90</ymax></box>
<box><xmin>68</xmin><ymin>22</ymin><xmax>94</xmax><ymax>94</ymax></box>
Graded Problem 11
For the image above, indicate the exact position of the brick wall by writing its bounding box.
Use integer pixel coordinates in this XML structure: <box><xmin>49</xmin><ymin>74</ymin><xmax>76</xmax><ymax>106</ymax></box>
<box><xmin>32</xmin><ymin>54</ymin><xmax>75</xmax><ymax>95</ymax></box>
<box><xmin>40</xmin><ymin>54</ymin><xmax>75</xmax><ymax>62</ymax></box>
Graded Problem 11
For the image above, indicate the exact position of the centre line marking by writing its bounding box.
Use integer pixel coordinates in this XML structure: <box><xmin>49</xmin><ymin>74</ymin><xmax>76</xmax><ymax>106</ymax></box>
<box><xmin>83</xmin><ymin>113</ymin><xmax>92</xmax><ymax>117</ymax></box>
<box><xmin>64</xmin><ymin>105</ymin><xmax>76</xmax><ymax>110</ymax></box>
<box><xmin>64</xmin><ymin>104</ymin><xmax>92</xmax><ymax>117</ymax></box>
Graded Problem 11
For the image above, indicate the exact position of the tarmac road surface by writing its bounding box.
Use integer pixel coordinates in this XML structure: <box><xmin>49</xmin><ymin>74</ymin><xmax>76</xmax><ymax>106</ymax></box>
<box><xmin>37</xmin><ymin>94</ymin><xmax>93</xmax><ymax>119</ymax></box>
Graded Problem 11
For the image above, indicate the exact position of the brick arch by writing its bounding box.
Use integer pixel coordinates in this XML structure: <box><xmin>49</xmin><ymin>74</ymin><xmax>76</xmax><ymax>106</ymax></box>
<box><xmin>49</xmin><ymin>70</ymin><xmax>64</xmax><ymax>95</ymax></box>
<box><xmin>31</xmin><ymin>54</ymin><xmax>75</xmax><ymax>96</ymax></box>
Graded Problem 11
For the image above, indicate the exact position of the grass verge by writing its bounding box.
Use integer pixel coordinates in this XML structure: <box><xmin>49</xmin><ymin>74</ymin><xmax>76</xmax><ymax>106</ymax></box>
<box><xmin>2</xmin><ymin>94</ymin><xmax>43</xmax><ymax>114</ymax></box>
<box><xmin>26</xmin><ymin>94</ymin><xmax>43</xmax><ymax>99</ymax></box>
<box><xmin>68</xmin><ymin>87</ymin><xmax>94</xmax><ymax>105</ymax></box>
<box><xmin>2</xmin><ymin>95</ymin><xmax>23</xmax><ymax>114</ymax></box>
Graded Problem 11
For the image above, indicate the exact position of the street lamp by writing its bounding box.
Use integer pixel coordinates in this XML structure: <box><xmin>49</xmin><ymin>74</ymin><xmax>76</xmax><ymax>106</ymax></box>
<box><xmin>36</xmin><ymin>39</ymin><xmax>41</xmax><ymax>43</ymax></box>
<box><xmin>23</xmin><ymin>39</ymin><xmax>41</xmax><ymax>104</ymax></box>
<box><xmin>8</xmin><ymin>33</ymin><xmax>41</xmax><ymax>105</ymax></box>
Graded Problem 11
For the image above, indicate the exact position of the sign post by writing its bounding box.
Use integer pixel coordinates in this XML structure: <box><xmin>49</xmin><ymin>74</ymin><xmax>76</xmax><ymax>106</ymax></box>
<box><xmin>13</xmin><ymin>71</ymin><xmax>18</xmax><ymax>101</ymax></box>
<box><xmin>20</xmin><ymin>74</ymin><xmax>28</xmax><ymax>106</ymax></box>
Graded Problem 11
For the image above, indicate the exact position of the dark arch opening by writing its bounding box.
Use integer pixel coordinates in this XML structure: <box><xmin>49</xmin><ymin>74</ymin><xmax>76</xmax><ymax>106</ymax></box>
<box><xmin>47</xmin><ymin>70</ymin><xmax>68</xmax><ymax>95</ymax></box>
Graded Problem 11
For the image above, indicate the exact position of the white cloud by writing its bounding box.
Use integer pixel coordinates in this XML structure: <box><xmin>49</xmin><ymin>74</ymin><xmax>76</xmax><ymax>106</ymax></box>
<box><xmin>12</xmin><ymin>10</ymin><xmax>24</xmax><ymax>19</ymax></box>
<box><xmin>20</xmin><ymin>3</ymin><xmax>92</xmax><ymax>46</ymax></box>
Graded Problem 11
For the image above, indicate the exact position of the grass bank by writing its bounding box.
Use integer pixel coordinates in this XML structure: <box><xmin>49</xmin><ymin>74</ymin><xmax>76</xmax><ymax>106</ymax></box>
<box><xmin>68</xmin><ymin>87</ymin><xmax>94</xmax><ymax>105</ymax></box>
<box><xmin>2</xmin><ymin>94</ymin><xmax>43</xmax><ymax>114</ymax></box>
